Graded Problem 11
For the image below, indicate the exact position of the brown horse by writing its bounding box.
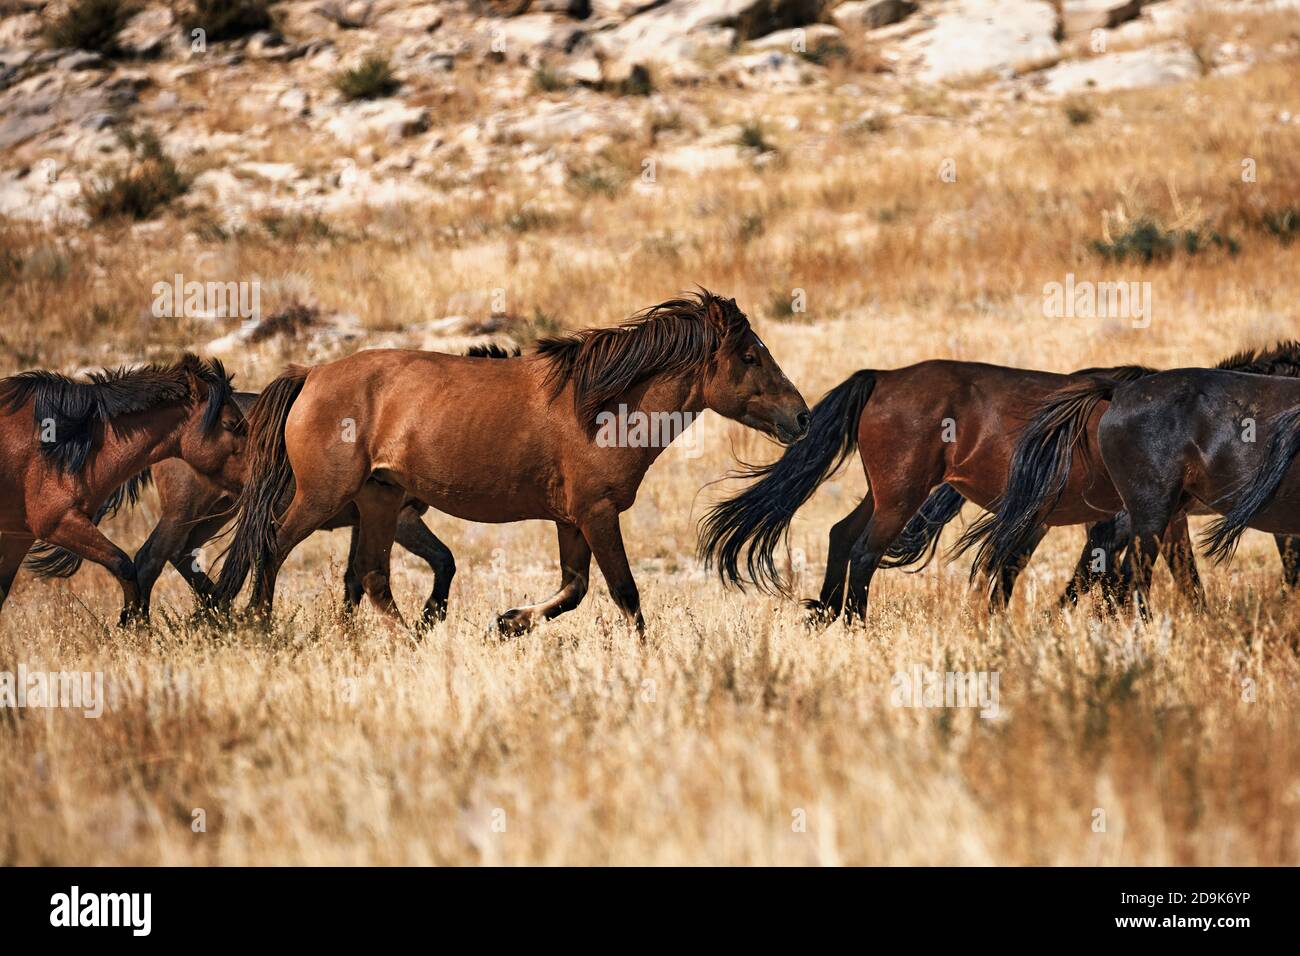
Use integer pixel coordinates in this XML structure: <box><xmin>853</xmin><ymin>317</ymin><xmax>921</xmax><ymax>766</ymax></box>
<box><xmin>213</xmin><ymin>292</ymin><xmax>810</xmax><ymax>634</ymax></box>
<box><xmin>24</xmin><ymin>422</ymin><xmax>456</xmax><ymax>625</ymax></box>
<box><xmin>696</xmin><ymin>360</ymin><xmax>1214</xmax><ymax>624</ymax></box>
<box><xmin>0</xmin><ymin>355</ymin><xmax>245</xmax><ymax>622</ymax></box>
<box><xmin>26</xmin><ymin>354</ymin><xmax>518</xmax><ymax>623</ymax></box>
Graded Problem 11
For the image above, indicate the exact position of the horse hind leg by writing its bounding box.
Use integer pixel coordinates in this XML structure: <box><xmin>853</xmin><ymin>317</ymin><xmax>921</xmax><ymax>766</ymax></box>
<box><xmin>347</xmin><ymin>480</ymin><xmax>407</xmax><ymax>628</ymax></box>
<box><xmin>249</xmin><ymin>481</ymin><xmax>365</xmax><ymax>616</ymax></box>
<box><xmin>1275</xmin><ymin>535</ymin><xmax>1300</xmax><ymax>589</ymax></box>
<box><xmin>806</xmin><ymin>494</ymin><xmax>873</xmax><ymax>626</ymax></box>
<box><xmin>842</xmin><ymin>487</ymin><xmax>932</xmax><ymax>625</ymax></box>
<box><xmin>1059</xmin><ymin>515</ymin><xmax>1131</xmax><ymax>611</ymax></box>
<box><xmin>392</xmin><ymin>505</ymin><xmax>457</xmax><ymax>627</ymax></box>
<box><xmin>988</xmin><ymin>525</ymin><xmax>1045</xmax><ymax>613</ymax></box>
<box><xmin>1159</xmin><ymin>512</ymin><xmax>1207</xmax><ymax>611</ymax></box>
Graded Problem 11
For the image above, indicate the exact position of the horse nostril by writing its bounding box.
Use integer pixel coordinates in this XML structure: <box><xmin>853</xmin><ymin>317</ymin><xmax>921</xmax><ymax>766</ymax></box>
<box><xmin>796</xmin><ymin>411</ymin><xmax>811</xmax><ymax>433</ymax></box>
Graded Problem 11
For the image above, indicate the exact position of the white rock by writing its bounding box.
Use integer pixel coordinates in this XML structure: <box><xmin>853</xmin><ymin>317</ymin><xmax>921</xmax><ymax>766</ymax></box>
<box><xmin>595</xmin><ymin>0</ymin><xmax>824</xmax><ymax>67</ymax></box>
<box><xmin>324</xmin><ymin>100</ymin><xmax>431</xmax><ymax>145</ymax></box>
<box><xmin>904</xmin><ymin>0</ymin><xmax>1061</xmax><ymax>83</ymax></box>
<box><xmin>482</xmin><ymin>14</ymin><xmax>587</xmax><ymax>64</ymax></box>
<box><xmin>0</xmin><ymin>167</ymin><xmax>86</xmax><ymax>225</ymax></box>
<box><xmin>118</xmin><ymin>5</ymin><xmax>176</xmax><ymax>58</ymax></box>
<box><xmin>749</xmin><ymin>24</ymin><xmax>843</xmax><ymax>55</ymax></box>
<box><xmin>1038</xmin><ymin>42</ymin><xmax>1201</xmax><ymax>95</ymax></box>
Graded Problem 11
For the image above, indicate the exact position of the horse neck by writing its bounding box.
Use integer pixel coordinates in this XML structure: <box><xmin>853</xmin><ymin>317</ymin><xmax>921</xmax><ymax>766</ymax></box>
<box><xmin>92</xmin><ymin>404</ymin><xmax>190</xmax><ymax>489</ymax></box>
<box><xmin>606</xmin><ymin>373</ymin><xmax>707</xmax><ymax>473</ymax></box>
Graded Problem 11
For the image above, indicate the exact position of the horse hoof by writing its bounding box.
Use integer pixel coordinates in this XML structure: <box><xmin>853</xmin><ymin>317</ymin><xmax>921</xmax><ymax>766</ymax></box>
<box><xmin>495</xmin><ymin>609</ymin><xmax>533</xmax><ymax>638</ymax></box>
<box><xmin>800</xmin><ymin>600</ymin><xmax>835</xmax><ymax>629</ymax></box>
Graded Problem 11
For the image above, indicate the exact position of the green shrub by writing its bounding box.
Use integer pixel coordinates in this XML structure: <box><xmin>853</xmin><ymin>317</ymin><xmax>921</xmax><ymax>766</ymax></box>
<box><xmin>1092</xmin><ymin>219</ymin><xmax>1239</xmax><ymax>263</ymax></box>
<box><xmin>82</xmin><ymin>128</ymin><xmax>190</xmax><ymax>223</ymax></box>
<box><xmin>1261</xmin><ymin>208</ymin><xmax>1300</xmax><ymax>245</ymax></box>
<box><xmin>42</xmin><ymin>0</ymin><xmax>136</xmax><ymax>54</ymax></box>
<box><xmin>183</xmin><ymin>0</ymin><xmax>275</xmax><ymax>43</ymax></box>
<box><xmin>531</xmin><ymin>65</ymin><xmax>569</xmax><ymax>93</ymax></box>
<box><xmin>737</xmin><ymin>123</ymin><xmax>775</xmax><ymax>154</ymax></box>
<box><xmin>335</xmin><ymin>53</ymin><xmax>400</xmax><ymax>101</ymax></box>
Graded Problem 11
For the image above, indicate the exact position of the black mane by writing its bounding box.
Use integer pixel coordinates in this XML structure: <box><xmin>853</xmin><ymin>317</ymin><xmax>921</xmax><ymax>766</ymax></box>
<box><xmin>465</xmin><ymin>344</ymin><xmax>521</xmax><ymax>359</ymax></box>
<box><xmin>1216</xmin><ymin>341</ymin><xmax>1300</xmax><ymax>377</ymax></box>
<box><xmin>0</xmin><ymin>354</ymin><xmax>234</xmax><ymax>473</ymax></box>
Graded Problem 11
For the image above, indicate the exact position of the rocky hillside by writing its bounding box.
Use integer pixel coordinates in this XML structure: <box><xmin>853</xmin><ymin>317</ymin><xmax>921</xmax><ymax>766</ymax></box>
<box><xmin>1</xmin><ymin>0</ymin><xmax>1298</xmax><ymax>370</ymax></box>
<box><xmin>4</xmin><ymin>0</ymin><xmax>1293</xmax><ymax>227</ymax></box>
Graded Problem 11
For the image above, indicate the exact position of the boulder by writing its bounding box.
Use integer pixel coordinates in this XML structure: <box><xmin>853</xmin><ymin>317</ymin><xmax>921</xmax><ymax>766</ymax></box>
<box><xmin>482</xmin><ymin>13</ymin><xmax>588</xmax><ymax>63</ymax></box>
<box><xmin>0</xmin><ymin>166</ymin><xmax>87</xmax><ymax>225</ymax></box>
<box><xmin>1038</xmin><ymin>42</ymin><xmax>1201</xmax><ymax>95</ymax></box>
<box><xmin>118</xmin><ymin>5</ymin><xmax>176</xmax><ymax>58</ymax></box>
<box><xmin>595</xmin><ymin>0</ymin><xmax>826</xmax><ymax>67</ymax></box>
<box><xmin>904</xmin><ymin>0</ymin><xmax>1061</xmax><ymax>83</ymax></box>
<box><xmin>749</xmin><ymin>23</ymin><xmax>843</xmax><ymax>55</ymax></box>
<box><xmin>324</xmin><ymin>100</ymin><xmax>432</xmax><ymax>145</ymax></box>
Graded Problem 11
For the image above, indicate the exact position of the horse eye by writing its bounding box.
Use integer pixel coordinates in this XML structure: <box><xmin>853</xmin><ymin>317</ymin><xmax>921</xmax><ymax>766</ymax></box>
<box><xmin>742</xmin><ymin>352</ymin><xmax>759</xmax><ymax>366</ymax></box>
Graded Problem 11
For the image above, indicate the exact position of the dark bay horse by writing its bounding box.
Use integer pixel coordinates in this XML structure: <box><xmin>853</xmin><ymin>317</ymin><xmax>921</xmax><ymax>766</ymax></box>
<box><xmin>697</xmin><ymin>360</ymin><xmax>1159</xmax><ymax>624</ymax></box>
<box><xmin>213</xmin><ymin>292</ymin><xmax>810</xmax><ymax>634</ymax></box>
<box><xmin>24</xmin><ymin>346</ymin><xmax>521</xmax><ymax>624</ymax></box>
<box><xmin>0</xmin><ymin>355</ymin><xmax>245</xmax><ymax>622</ymax></box>
<box><xmin>961</xmin><ymin>343</ymin><xmax>1300</xmax><ymax>615</ymax></box>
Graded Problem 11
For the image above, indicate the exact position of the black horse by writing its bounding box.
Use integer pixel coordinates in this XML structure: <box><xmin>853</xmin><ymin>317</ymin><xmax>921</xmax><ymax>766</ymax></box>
<box><xmin>963</xmin><ymin>343</ymin><xmax>1300</xmax><ymax>616</ymax></box>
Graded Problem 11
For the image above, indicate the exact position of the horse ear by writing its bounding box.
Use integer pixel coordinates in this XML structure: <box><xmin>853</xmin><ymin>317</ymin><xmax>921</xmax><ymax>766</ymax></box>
<box><xmin>703</xmin><ymin>296</ymin><xmax>729</xmax><ymax>335</ymax></box>
<box><xmin>184</xmin><ymin>365</ymin><xmax>208</xmax><ymax>404</ymax></box>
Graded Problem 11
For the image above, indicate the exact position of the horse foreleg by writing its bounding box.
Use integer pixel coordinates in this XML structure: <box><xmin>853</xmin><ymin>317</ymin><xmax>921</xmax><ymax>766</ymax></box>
<box><xmin>393</xmin><ymin>506</ymin><xmax>457</xmax><ymax>627</ymax></box>
<box><xmin>579</xmin><ymin>503</ymin><xmax>643</xmax><ymax>638</ymax></box>
<box><xmin>169</xmin><ymin>511</ymin><xmax>235</xmax><ymax>609</ymax></box>
<box><xmin>135</xmin><ymin>507</ymin><xmax>227</xmax><ymax>615</ymax></box>
<box><xmin>497</xmin><ymin>522</ymin><xmax>591</xmax><ymax>636</ymax></box>
<box><xmin>0</xmin><ymin>534</ymin><xmax>34</xmax><ymax>611</ymax></box>
<box><xmin>39</xmin><ymin>511</ymin><xmax>141</xmax><ymax>625</ymax></box>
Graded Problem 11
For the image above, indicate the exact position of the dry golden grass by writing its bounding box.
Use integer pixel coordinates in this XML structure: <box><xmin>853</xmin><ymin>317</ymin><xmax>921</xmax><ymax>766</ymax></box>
<box><xmin>2</xmin><ymin>43</ymin><xmax>1300</xmax><ymax>865</ymax></box>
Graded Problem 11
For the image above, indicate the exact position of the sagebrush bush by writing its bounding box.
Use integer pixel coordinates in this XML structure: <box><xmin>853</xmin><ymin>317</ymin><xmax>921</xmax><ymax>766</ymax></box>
<box><xmin>1092</xmin><ymin>219</ymin><xmax>1239</xmax><ymax>263</ymax></box>
<box><xmin>42</xmin><ymin>0</ymin><xmax>136</xmax><ymax>54</ymax></box>
<box><xmin>81</xmin><ymin>128</ymin><xmax>190</xmax><ymax>223</ymax></box>
<box><xmin>182</xmin><ymin>0</ymin><xmax>275</xmax><ymax>43</ymax></box>
<box><xmin>335</xmin><ymin>53</ymin><xmax>400</xmax><ymax>101</ymax></box>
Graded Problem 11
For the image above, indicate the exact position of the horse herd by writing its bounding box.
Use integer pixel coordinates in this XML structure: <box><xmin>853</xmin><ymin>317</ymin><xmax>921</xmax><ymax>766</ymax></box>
<box><xmin>2</xmin><ymin>287</ymin><xmax>1299</xmax><ymax>636</ymax></box>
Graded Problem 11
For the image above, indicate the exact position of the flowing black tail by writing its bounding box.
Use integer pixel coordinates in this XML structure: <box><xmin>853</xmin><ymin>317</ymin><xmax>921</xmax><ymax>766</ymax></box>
<box><xmin>1202</xmin><ymin>405</ymin><xmax>1300</xmax><ymax>562</ymax></box>
<box><xmin>954</xmin><ymin>377</ymin><xmax>1118</xmax><ymax>589</ymax></box>
<box><xmin>880</xmin><ymin>483</ymin><xmax>967</xmax><ymax>571</ymax></box>
<box><xmin>24</xmin><ymin>470</ymin><xmax>153</xmax><ymax>578</ymax></box>
<box><xmin>212</xmin><ymin>366</ymin><xmax>310</xmax><ymax>607</ymax></box>
<box><xmin>697</xmin><ymin>370</ymin><xmax>876</xmax><ymax>594</ymax></box>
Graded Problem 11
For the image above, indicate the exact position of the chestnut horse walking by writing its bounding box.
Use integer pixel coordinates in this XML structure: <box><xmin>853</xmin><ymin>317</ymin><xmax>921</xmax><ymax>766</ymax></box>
<box><xmin>0</xmin><ymin>355</ymin><xmax>245</xmax><ymax>622</ymax></box>
<box><xmin>214</xmin><ymin>292</ymin><xmax>810</xmax><ymax>634</ymax></box>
